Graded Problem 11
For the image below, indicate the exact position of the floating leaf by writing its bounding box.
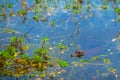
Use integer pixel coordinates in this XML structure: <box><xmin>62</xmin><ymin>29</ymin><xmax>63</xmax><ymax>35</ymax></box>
<box><xmin>58</xmin><ymin>42</ymin><xmax>68</xmax><ymax>50</ymax></box>
<box><xmin>115</xmin><ymin>7</ymin><xmax>120</xmax><ymax>13</ymax></box>
<box><xmin>32</xmin><ymin>12</ymin><xmax>39</xmax><ymax>22</ymax></box>
<box><xmin>117</xmin><ymin>17</ymin><xmax>120</xmax><ymax>22</ymax></box>
<box><xmin>10</xmin><ymin>29</ymin><xmax>15</xmax><ymax>33</ymax></box>
<box><xmin>90</xmin><ymin>56</ymin><xmax>100</xmax><ymax>61</ymax></box>
<box><xmin>103</xmin><ymin>58</ymin><xmax>111</xmax><ymax>64</ymax></box>
<box><xmin>17</xmin><ymin>10</ymin><xmax>26</xmax><ymax>15</ymax></box>
<box><xmin>7</xmin><ymin>3</ymin><xmax>13</xmax><ymax>8</ymax></box>
<box><xmin>58</xmin><ymin>60</ymin><xmax>69</xmax><ymax>68</ymax></box>
<box><xmin>79</xmin><ymin>59</ymin><xmax>89</xmax><ymax>63</ymax></box>
<box><xmin>3</xmin><ymin>28</ymin><xmax>9</xmax><ymax>32</ymax></box>
<box><xmin>108</xmin><ymin>67</ymin><xmax>116</xmax><ymax>73</ymax></box>
<box><xmin>74</xmin><ymin>9</ymin><xmax>79</xmax><ymax>14</ymax></box>
<box><xmin>10</xmin><ymin>36</ymin><xmax>17</xmax><ymax>42</ymax></box>
<box><xmin>34</xmin><ymin>55</ymin><xmax>43</xmax><ymax>62</ymax></box>
<box><xmin>41</xmin><ymin>37</ymin><xmax>49</xmax><ymax>42</ymax></box>
<box><xmin>21</xmin><ymin>54</ymin><xmax>29</xmax><ymax>59</ymax></box>
<box><xmin>65</xmin><ymin>4</ymin><xmax>70</xmax><ymax>10</ymax></box>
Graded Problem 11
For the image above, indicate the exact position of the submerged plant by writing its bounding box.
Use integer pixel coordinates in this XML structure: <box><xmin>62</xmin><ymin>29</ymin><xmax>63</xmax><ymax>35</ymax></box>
<box><xmin>115</xmin><ymin>7</ymin><xmax>120</xmax><ymax>13</ymax></box>
<box><xmin>108</xmin><ymin>67</ymin><xmax>117</xmax><ymax>74</ymax></box>
<box><xmin>7</xmin><ymin>3</ymin><xmax>13</xmax><ymax>8</ymax></box>
<box><xmin>41</xmin><ymin>37</ymin><xmax>49</xmax><ymax>42</ymax></box>
<box><xmin>10</xmin><ymin>36</ymin><xmax>17</xmax><ymax>43</ymax></box>
<box><xmin>58</xmin><ymin>59</ymin><xmax>69</xmax><ymax>68</ymax></box>
<box><xmin>3</xmin><ymin>28</ymin><xmax>15</xmax><ymax>33</ymax></box>
<box><xmin>58</xmin><ymin>42</ymin><xmax>68</xmax><ymax>50</ymax></box>
<box><xmin>0</xmin><ymin>36</ymin><xmax>69</xmax><ymax>79</ymax></box>
<box><xmin>103</xmin><ymin>58</ymin><xmax>111</xmax><ymax>64</ymax></box>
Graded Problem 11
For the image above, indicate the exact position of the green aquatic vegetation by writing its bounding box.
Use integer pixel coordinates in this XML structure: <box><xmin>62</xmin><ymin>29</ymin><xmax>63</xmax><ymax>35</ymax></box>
<box><xmin>34</xmin><ymin>48</ymin><xmax>48</xmax><ymax>55</ymax></box>
<box><xmin>0</xmin><ymin>0</ymin><xmax>119</xmax><ymax>23</ymax></box>
<box><xmin>101</xmin><ymin>4</ymin><xmax>108</xmax><ymax>10</ymax></box>
<box><xmin>0</xmin><ymin>5</ymin><xmax>2</xmax><ymax>10</ymax></box>
<box><xmin>65</xmin><ymin>4</ymin><xmax>70</xmax><ymax>10</ymax></box>
<box><xmin>58</xmin><ymin>42</ymin><xmax>68</xmax><ymax>50</ymax></box>
<box><xmin>22</xmin><ymin>45</ymin><xmax>29</xmax><ymax>51</ymax></box>
<box><xmin>41</xmin><ymin>48</ymin><xmax>48</xmax><ymax>54</ymax></box>
<box><xmin>10</xmin><ymin>36</ymin><xmax>17</xmax><ymax>43</ymax></box>
<box><xmin>18</xmin><ymin>36</ymin><xmax>24</xmax><ymax>44</ymax></box>
<box><xmin>35</xmin><ymin>0</ymin><xmax>41</xmax><ymax>4</ymax></box>
<box><xmin>7</xmin><ymin>3</ymin><xmax>13</xmax><ymax>8</ymax></box>
<box><xmin>115</xmin><ymin>7</ymin><xmax>120</xmax><ymax>13</ymax></box>
<box><xmin>102</xmin><ymin>73</ymin><xmax>109</xmax><ymax>77</ymax></box>
<box><xmin>117</xmin><ymin>17</ymin><xmax>120</xmax><ymax>22</ymax></box>
<box><xmin>3</xmin><ymin>27</ymin><xmax>9</xmax><ymax>32</ymax></box>
<box><xmin>3</xmin><ymin>28</ymin><xmax>15</xmax><ymax>33</ymax></box>
<box><xmin>103</xmin><ymin>58</ymin><xmax>111</xmax><ymax>64</ymax></box>
<box><xmin>33</xmin><ymin>55</ymin><xmax>44</xmax><ymax>62</ymax></box>
<box><xmin>2</xmin><ymin>9</ymin><xmax>7</xmax><ymax>20</ymax></box>
<box><xmin>79</xmin><ymin>56</ymin><xmax>101</xmax><ymax>64</ymax></box>
<box><xmin>0</xmin><ymin>50</ymin><xmax>12</xmax><ymax>59</ymax></box>
<box><xmin>40</xmin><ymin>73</ymin><xmax>46</xmax><ymax>78</ymax></box>
<box><xmin>79</xmin><ymin>5</ymin><xmax>82</xmax><ymax>9</ymax></box>
<box><xmin>74</xmin><ymin>9</ymin><xmax>79</xmax><ymax>14</ymax></box>
<box><xmin>21</xmin><ymin>54</ymin><xmax>29</xmax><ymax>59</ymax></box>
<box><xmin>34</xmin><ymin>48</ymin><xmax>42</xmax><ymax>54</ymax></box>
<box><xmin>72</xmin><ymin>55</ymin><xmax>108</xmax><ymax>66</ymax></box>
<box><xmin>51</xmin><ymin>21</ymin><xmax>54</xmax><ymax>27</ymax></box>
<box><xmin>6</xmin><ymin>46</ymin><xmax>16</xmax><ymax>55</ymax></box>
<box><xmin>73</xmin><ymin>5</ymin><xmax>78</xmax><ymax>9</ymax></box>
<box><xmin>32</xmin><ymin>12</ymin><xmax>39</xmax><ymax>22</ymax></box>
<box><xmin>108</xmin><ymin>67</ymin><xmax>116</xmax><ymax>73</ymax></box>
<box><xmin>79</xmin><ymin>59</ymin><xmax>90</xmax><ymax>63</ymax></box>
<box><xmin>10</xmin><ymin>29</ymin><xmax>15</xmax><ymax>33</ymax></box>
<box><xmin>9</xmin><ymin>8</ymin><xmax>13</xmax><ymax>18</ymax></box>
<box><xmin>58</xmin><ymin>59</ymin><xmax>69</xmax><ymax>68</ymax></box>
<box><xmin>17</xmin><ymin>9</ymin><xmax>27</xmax><ymax>15</ymax></box>
<box><xmin>0</xmin><ymin>36</ymin><xmax>57</xmax><ymax>78</ymax></box>
<box><xmin>96</xmin><ymin>70</ymin><xmax>100</xmax><ymax>75</ymax></box>
<box><xmin>1</xmin><ymin>0</ymin><xmax>120</xmax><ymax>79</ymax></box>
<box><xmin>41</xmin><ymin>37</ymin><xmax>49</xmax><ymax>42</ymax></box>
<box><xmin>89</xmin><ymin>56</ymin><xmax>101</xmax><ymax>62</ymax></box>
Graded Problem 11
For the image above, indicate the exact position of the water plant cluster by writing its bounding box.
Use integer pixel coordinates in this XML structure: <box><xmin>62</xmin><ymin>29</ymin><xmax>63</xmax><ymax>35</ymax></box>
<box><xmin>0</xmin><ymin>0</ymin><xmax>120</xmax><ymax>22</ymax></box>
<box><xmin>0</xmin><ymin>0</ymin><xmax>120</xmax><ymax>80</ymax></box>
<box><xmin>0</xmin><ymin>36</ymin><xmax>69</xmax><ymax>79</ymax></box>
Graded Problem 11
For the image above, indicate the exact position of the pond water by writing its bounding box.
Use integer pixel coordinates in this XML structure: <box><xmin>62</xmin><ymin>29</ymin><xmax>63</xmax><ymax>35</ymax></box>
<box><xmin>1</xmin><ymin>0</ymin><xmax>120</xmax><ymax>80</ymax></box>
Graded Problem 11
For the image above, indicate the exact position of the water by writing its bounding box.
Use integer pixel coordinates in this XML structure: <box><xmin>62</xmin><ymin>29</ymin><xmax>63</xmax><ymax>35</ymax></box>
<box><xmin>0</xmin><ymin>0</ymin><xmax>120</xmax><ymax>80</ymax></box>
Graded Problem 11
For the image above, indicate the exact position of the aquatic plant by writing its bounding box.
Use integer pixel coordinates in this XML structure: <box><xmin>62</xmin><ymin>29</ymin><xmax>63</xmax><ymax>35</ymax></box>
<box><xmin>108</xmin><ymin>67</ymin><xmax>116</xmax><ymax>73</ymax></box>
<box><xmin>71</xmin><ymin>54</ymin><xmax>107</xmax><ymax>66</ymax></box>
<box><xmin>58</xmin><ymin>42</ymin><xmax>68</xmax><ymax>50</ymax></box>
<box><xmin>0</xmin><ymin>36</ymin><xmax>69</xmax><ymax>79</ymax></box>
<box><xmin>58</xmin><ymin>59</ymin><xmax>69</xmax><ymax>68</ymax></box>
<box><xmin>115</xmin><ymin>7</ymin><xmax>120</xmax><ymax>13</ymax></box>
<box><xmin>10</xmin><ymin>36</ymin><xmax>17</xmax><ymax>43</ymax></box>
<box><xmin>103</xmin><ymin>58</ymin><xmax>111</xmax><ymax>64</ymax></box>
<box><xmin>3</xmin><ymin>28</ymin><xmax>15</xmax><ymax>33</ymax></box>
<box><xmin>101</xmin><ymin>4</ymin><xmax>108</xmax><ymax>10</ymax></box>
<box><xmin>41</xmin><ymin>37</ymin><xmax>49</xmax><ymax>42</ymax></box>
<box><xmin>0</xmin><ymin>0</ymin><xmax>120</xmax><ymax>80</ymax></box>
<box><xmin>7</xmin><ymin>3</ymin><xmax>13</xmax><ymax>8</ymax></box>
<box><xmin>0</xmin><ymin>0</ymin><xmax>119</xmax><ymax>23</ymax></box>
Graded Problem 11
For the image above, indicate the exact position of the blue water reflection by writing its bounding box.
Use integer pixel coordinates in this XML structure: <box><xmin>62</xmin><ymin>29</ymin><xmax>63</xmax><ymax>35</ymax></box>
<box><xmin>0</xmin><ymin>0</ymin><xmax>120</xmax><ymax>80</ymax></box>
